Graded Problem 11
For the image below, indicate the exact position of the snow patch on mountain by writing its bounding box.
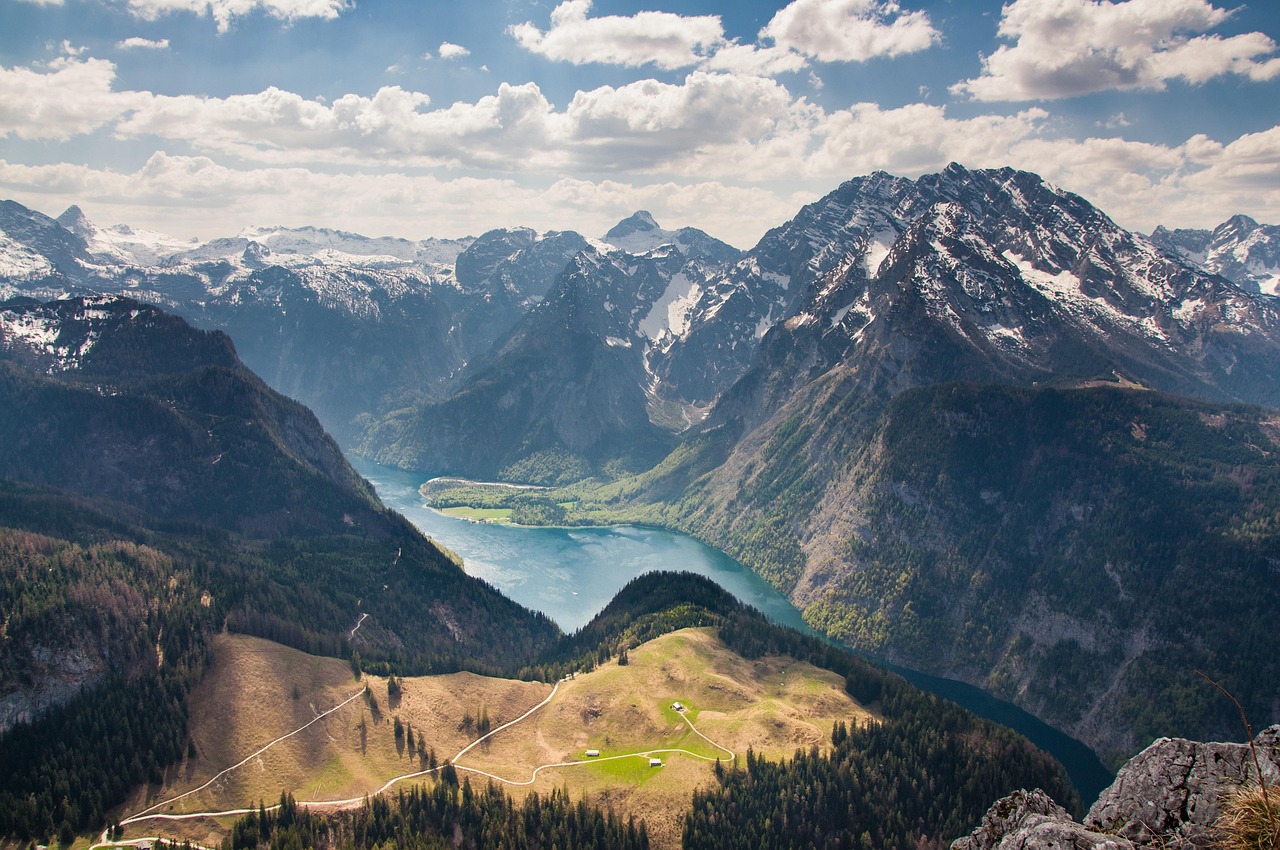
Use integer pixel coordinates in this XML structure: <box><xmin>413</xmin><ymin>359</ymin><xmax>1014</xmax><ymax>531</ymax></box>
<box><xmin>639</xmin><ymin>271</ymin><xmax>700</xmax><ymax>339</ymax></box>
<box><xmin>1004</xmin><ymin>251</ymin><xmax>1079</xmax><ymax>299</ymax></box>
<box><xmin>0</xmin><ymin>235</ymin><xmax>56</xmax><ymax>281</ymax></box>
<box><xmin>0</xmin><ymin>295</ymin><xmax>133</xmax><ymax>372</ymax></box>
<box><xmin>863</xmin><ymin>227</ymin><xmax>897</xmax><ymax>275</ymax></box>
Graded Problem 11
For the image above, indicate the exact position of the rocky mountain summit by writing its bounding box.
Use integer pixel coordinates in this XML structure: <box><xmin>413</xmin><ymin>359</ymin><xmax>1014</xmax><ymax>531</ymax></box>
<box><xmin>955</xmin><ymin>726</ymin><xmax>1280</xmax><ymax>849</ymax></box>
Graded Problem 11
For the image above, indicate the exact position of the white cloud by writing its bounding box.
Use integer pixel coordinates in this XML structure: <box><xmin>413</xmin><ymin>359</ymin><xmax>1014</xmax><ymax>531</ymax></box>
<box><xmin>703</xmin><ymin>43</ymin><xmax>807</xmax><ymax>76</ymax></box>
<box><xmin>438</xmin><ymin>42</ymin><xmax>470</xmax><ymax>60</ymax></box>
<box><xmin>124</xmin><ymin>0</ymin><xmax>351</xmax><ymax>33</ymax></box>
<box><xmin>804</xmin><ymin>102</ymin><xmax>1048</xmax><ymax>178</ymax></box>
<box><xmin>953</xmin><ymin>0</ymin><xmax>1280</xmax><ymax>101</ymax></box>
<box><xmin>16</xmin><ymin>0</ymin><xmax>63</xmax><ymax>5</ymax></box>
<box><xmin>117</xmin><ymin>37</ymin><xmax>171</xmax><ymax>50</ymax></box>
<box><xmin>0</xmin><ymin>57</ymin><xmax>145</xmax><ymax>141</ymax></box>
<box><xmin>761</xmin><ymin>0</ymin><xmax>938</xmax><ymax>63</ymax></box>
<box><xmin>510</xmin><ymin>0</ymin><xmax>724</xmax><ymax>70</ymax></box>
<box><xmin>114</xmin><ymin>80</ymin><xmax>570</xmax><ymax>170</ymax></box>
<box><xmin>0</xmin><ymin>153</ymin><xmax>806</xmax><ymax>248</ymax></box>
<box><xmin>6</xmin><ymin>50</ymin><xmax>1278</xmax><ymax>240</ymax></box>
<box><xmin>564</xmin><ymin>72</ymin><xmax>804</xmax><ymax>169</ymax></box>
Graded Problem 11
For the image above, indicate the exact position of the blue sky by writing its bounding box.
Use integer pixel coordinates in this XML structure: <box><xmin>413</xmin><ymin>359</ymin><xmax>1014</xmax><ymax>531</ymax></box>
<box><xmin>2</xmin><ymin>0</ymin><xmax>1279</xmax><ymax>246</ymax></box>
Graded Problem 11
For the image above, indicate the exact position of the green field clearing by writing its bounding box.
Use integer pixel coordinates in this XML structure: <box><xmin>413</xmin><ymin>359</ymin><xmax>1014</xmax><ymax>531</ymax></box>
<box><xmin>438</xmin><ymin>506</ymin><xmax>514</xmax><ymax>521</ymax></box>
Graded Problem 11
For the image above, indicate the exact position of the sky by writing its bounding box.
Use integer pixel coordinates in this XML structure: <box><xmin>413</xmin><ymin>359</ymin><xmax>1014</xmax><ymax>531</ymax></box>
<box><xmin>2</xmin><ymin>0</ymin><xmax>1280</xmax><ymax>248</ymax></box>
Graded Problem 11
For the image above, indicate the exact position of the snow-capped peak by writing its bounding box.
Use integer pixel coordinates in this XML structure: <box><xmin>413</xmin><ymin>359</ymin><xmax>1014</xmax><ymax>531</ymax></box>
<box><xmin>602</xmin><ymin>211</ymin><xmax>672</xmax><ymax>254</ymax></box>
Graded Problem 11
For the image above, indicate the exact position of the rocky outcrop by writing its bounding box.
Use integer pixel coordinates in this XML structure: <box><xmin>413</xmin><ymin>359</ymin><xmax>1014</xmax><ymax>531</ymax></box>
<box><xmin>953</xmin><ymin>789</ymin><xmax>1130</xmax><ymax>850</ymax></box>
<box><xmin>954</xmin><ymin>726</ymin><xmax>1280</xmax><ymax>849</ymax></box>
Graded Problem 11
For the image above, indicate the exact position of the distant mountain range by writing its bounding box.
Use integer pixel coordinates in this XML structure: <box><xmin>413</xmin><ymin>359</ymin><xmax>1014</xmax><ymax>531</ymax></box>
<box><xmin>1151</xmin><ymin>213</ymin><xmax>1280</xmax><ymax>296</ymax></box>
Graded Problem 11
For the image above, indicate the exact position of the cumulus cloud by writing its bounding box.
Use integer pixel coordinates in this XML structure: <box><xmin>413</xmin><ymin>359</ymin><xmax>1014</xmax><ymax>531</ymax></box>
<box><xmin>953</xmin><ymin>0</ymin><xmax>1280</xmax><ymax>101</ymax></box>
<box><xmin>509</xmin><ymin>0</ymin><xmax>724</xmax><ymax>70</ymax></box>
<box><xmin>510</xmin><ymin>0</ymin><xmax>934</xmax><ymax>73</ymax></box>
<box><xmin>805</xmin><ymin>102</ymin><xmax>1048</xmax><ymax>177</ymax></box>
<box><xmin>117</xmin><ymin>37</ymin><xmax>171</xmax><ymax>50</ymax></box>
<box><xmin>438</xmin><ymin>42</ymin><xmax>470</xmax><ymax>60</ymax></box>
<box><xmin>124</xmin><ymin>0</ymin><xmax>351</xmax><ymax>33</ymax></box>
<box><xmin>0</xmin><ymin>57</ymin><xmax>145</xmax><ymax>141</ymax></box>
<box><xmin>564</xmin><ymin>72</ymin><xmax>804</xmax><ymax>169</ymax></box>
<box><xmin>114</xmin><ymin>80</ymin><xmax>570</xmax><ymax>170</ymax></box>
<box><xmin>761</xmin><ymin>0</ymin><xmax>938</xmax><ymax>63</ymax></box>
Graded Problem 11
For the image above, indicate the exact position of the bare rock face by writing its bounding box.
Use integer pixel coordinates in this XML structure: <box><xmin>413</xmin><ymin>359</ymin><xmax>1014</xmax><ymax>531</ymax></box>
<box><xmin>954</xmin><ymin>726</ymin><xmax>1280</xmax><ymax>850</ymax></box>
<box><xmin>1085</xmin><ymin>725</ymin><xmax>1280</xmax><ymax>847</ymax></box>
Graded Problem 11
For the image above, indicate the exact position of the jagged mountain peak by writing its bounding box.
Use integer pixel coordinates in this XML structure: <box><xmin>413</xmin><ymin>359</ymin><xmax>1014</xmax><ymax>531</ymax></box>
<box><xmin>1219</xmin><ymin>213</ymin><xmax>1260</xmax><ymax>234</ymax></box>
<box><xmin>600</xmin><ymin>211</ymin><xmax>740</xmax><ymax>264</ymax></box>
<box><xmin>605</xmin><ymin>210</ymin><xmax>661</xmax><ymax>239</ymax></box>
<box><xmin>1152</xmin><ymin>212</ymin><xmax>1280</xmax><ymax>295</ymax></box>
<box><xmin>55</xmin><ymin>205</ymin><xmax>93</xmax><ymax>239</ymax></box>
<box><xmin>0</xmin><ymin>199</ymin><xmax>100</xmax><ymax>284</ymax></box>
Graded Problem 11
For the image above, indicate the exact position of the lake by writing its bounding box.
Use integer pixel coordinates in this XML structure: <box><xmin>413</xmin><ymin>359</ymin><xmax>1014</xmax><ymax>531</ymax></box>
<box><xmin>356</xmin><ymin>459</ymin><xmax>1113</xmax><ymax>804</ymax></box>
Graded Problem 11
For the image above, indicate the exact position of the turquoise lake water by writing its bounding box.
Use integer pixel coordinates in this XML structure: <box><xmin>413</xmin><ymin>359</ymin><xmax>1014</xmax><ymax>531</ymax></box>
<box><xmin>356</xmin><ymin>459</ymin><xmax>1113</xmax><ymax>804</ymax></box>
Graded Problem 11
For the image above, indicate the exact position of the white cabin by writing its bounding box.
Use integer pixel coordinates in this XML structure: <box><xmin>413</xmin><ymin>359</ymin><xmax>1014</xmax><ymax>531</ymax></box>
<box><xmin>649</xmin><ymin>757</ymin><xmax>663</xmax><ymax>767</ymax></box>
<box><xmin>585</xmin><ymin>749</ymin><xmax>600</xmax><ymax>757</ymax></box>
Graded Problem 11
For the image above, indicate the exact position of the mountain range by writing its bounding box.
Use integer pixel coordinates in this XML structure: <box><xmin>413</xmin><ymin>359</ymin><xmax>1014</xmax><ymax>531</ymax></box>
<box><xmin>3</xmin><ymin>164</ymin><xmax>1280</xmax><ymax>768</ymax></box>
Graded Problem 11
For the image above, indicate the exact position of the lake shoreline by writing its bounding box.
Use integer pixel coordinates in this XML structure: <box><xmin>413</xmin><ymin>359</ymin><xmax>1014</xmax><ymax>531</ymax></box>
<box><xmin>356</xmin><ymin>457</ymin><xmax>1114</xmax><ymax>805</ymax></box>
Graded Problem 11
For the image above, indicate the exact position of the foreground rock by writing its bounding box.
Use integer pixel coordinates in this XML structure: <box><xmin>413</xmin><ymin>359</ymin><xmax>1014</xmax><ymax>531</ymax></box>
<box><xmin>955</xmin><ymin>725</ymin><xmax>1280</xmax><ymax>849</ymax></box>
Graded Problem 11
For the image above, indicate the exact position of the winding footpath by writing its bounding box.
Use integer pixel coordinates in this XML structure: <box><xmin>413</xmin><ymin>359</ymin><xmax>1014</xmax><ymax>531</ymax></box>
<box><xmin>94</xmin><ymin>676</ymin><xmax>736</xmax><ymax>848</ymax></box>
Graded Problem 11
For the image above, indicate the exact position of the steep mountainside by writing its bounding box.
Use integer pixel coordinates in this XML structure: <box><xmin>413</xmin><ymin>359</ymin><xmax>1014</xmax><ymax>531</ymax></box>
<box><xmin>444</xmin><ymin>227</ymin><xmax>598</xmax><ymax>362</ymax></box>
<box><xmin>714</xmin><ymin>166</ymin><xmax>1280</xmax><ymax>436</ymax></box>
<box><xmin>358</xmin><ymin>247</ymin><xmax>686</xmax><ymax>483</ymax></box>
<box><xmin>0</xmin><ymin>294</ymin><xmax>558</xmax><ymax>714</ymax></box>
<box><xmin>0</xmin><ymin>295</ymin><xmax>382</xmax><ymax>535</ymax></box>
<box><xmin>650</xmin><ymin>379</ymin><xmax>1280</xmax><ymax>761</ymax></box>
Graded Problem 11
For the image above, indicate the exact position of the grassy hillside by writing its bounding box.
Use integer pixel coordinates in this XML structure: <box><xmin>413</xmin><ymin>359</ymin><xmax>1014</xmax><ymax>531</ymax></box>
<box><xmin>125</xmin><ymin>629</ymin><xmax>867</xmax><ymax>849</ymax></box>
<box><xmin>99</xmin><ymin>573</ymin><xmax>1077</xmax><ymax>850</ymax></box>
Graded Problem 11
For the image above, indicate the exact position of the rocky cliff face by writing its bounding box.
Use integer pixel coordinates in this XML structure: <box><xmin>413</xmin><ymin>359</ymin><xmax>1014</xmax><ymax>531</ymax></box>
<box><xmin>955</xmin><ymin>725</ymin><xmax>1280</xmax><ymax>849</ymax></box>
